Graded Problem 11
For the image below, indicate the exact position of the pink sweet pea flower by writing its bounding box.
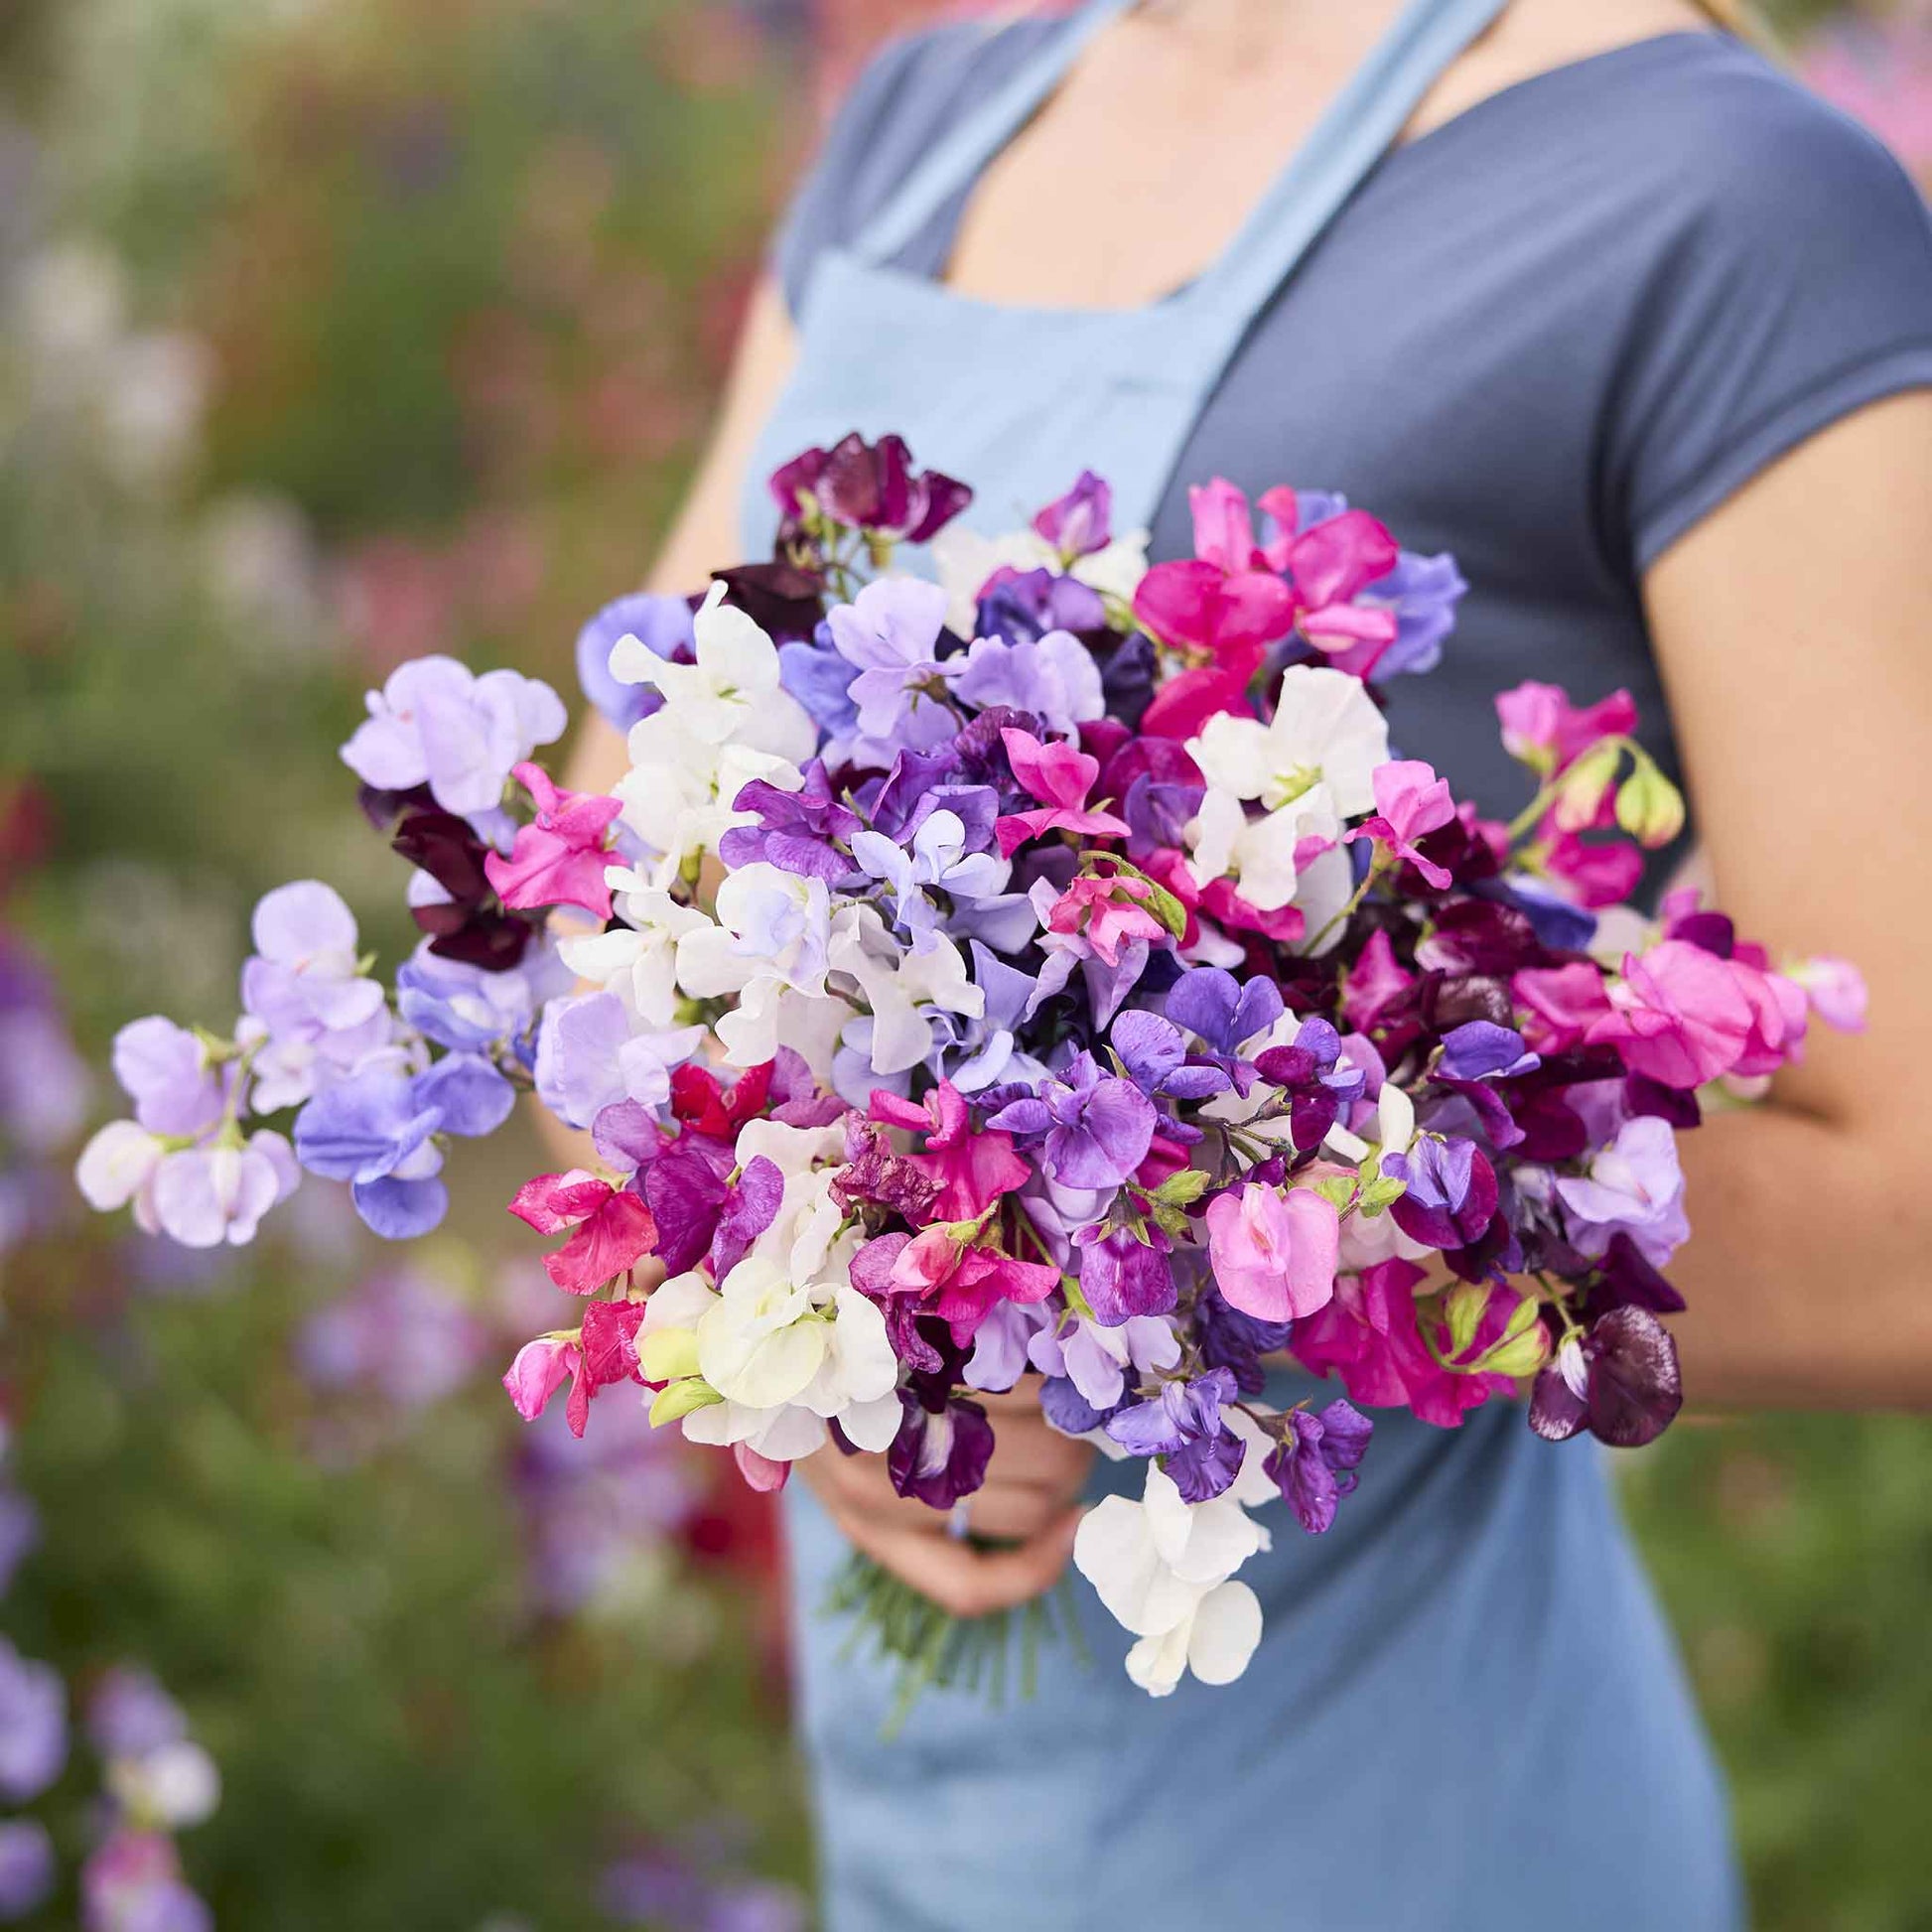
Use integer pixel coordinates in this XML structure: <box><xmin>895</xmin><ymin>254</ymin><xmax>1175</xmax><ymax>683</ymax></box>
<box><xmin>995</xmin><ymin>729</ymin><xmax>1131</xmax><ymax>857</ymax></box>
<box><xmin>1587</xmin><ymin>939</ymin><xmax>1753</xmax><ymax>1089</ymax></box>
<box><xmin>1342</xmin><ymin>928</ymin><xmax>1414</xmax><ymax>1032</ymax></box>
<box><xmin>1204</xmin><ymin>1183</ymin><xmax>1340</xmax><ymax>1323</ymax></box>
<box><xmin>483</xmin><ymin>761</ymin><xmax>622</xmax><ymax>919</ymax></box>
<box><xmin>501</xmin><ymin>1298</ymin><xmax>644</xmax><ymax>1436</ymax></box>
<box><xmin>870</xmin><ymin>1081</ymin><xmax>1031</xmax><ymax>1220</ymax></box>
<box><xmin>1495</xmin><ymin>682</ymin><xmax>1637</xmax><ymax>775</ymax></box>
<box><xmin>880</xmin><ymin>1225</ymin><xmax>1060</xmax><ymax>1345</ymax></box>
<box><xmin>1542</xmin><ymin>830</ymin><xmax>1644</xmax><ymax>909</ymax></box>
<box><xmin>503</xmin><ymin>1333</ymin><xmax>576</xmax><ymax>1422</ymax></box>
<box><xmin>1512</xmin><ymin>961</ymin><xmax>1616</xmax><ymax>1053</ymax></box>
<box><xmin>1253</xmin><ymin>486</ymin><xmax>1401</xmax><ymax>655</ymax></box>
<box><xmin>508</xmin><ymin>1168</ymin><xmax>659</xmax><ymax>1295</ymax></box>
<box><xmin>1045</xmin><ymin>874</ymin><xmax>1168</xmax><ymax>966</ymax></box>
<box><xmin>1346</xmin><ymin>759</ymin><xmax>1456</xmax><ymax>890</ymax></box>
<box><xmin>734</xmin><ymin>1443</ymin><xmax>791</xmax><ymax>1492</ymax></box>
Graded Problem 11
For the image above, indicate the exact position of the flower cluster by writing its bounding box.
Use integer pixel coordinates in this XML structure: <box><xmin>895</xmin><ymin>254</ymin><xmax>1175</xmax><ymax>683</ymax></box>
<box><xmin>77</xmin><ymin>436</ymin><xmax>1863</xmax><ymax>1700</ymax></box>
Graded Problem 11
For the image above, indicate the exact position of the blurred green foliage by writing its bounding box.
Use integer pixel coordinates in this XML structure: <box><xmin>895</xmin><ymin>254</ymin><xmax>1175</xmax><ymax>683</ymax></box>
<box><xmin>2</xmin><ymin>2</ymin><xmax>1929</xmax><ymax>1928</ymax></box>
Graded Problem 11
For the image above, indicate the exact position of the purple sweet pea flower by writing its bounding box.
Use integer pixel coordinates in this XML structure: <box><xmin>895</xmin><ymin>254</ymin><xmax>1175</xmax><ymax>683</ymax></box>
<box><xmin>827</xmin><ymin>578</ymin><xmax>963</xmax><ymax>758</ymax></box>
<box><xmin>576</xmin><ymin>591</ymin><xmax>694</xmax><ymax>734</ymax></box>
<box><xmin>1038</xmin><ymin>1374</ymin><xmax>1112</xmax><ymax>1438</ymax></box>
<box><xmin>341</xmin><ymin>656</ymin><xmax>566</xmax><ymax>819</ymax></box>
<box><xmin>1106</xmin><ymin>1366</ymin><xmax>1246</xmax><ymax>1503</ymax></box>
<box><xmin>1163</xmin><ymin>968</ymin><xmax>1285</xmax><ymax>1095</ymax></box>
<box><xmin>976</xmin><ymin>567</ymin><xmax>1108</xmax><ymax>647</ymax></box>
<box><xmin>1388</xmin><ymin>1134</ymin><xmax>1499</xmax><ymax>1254</ymax></box>
<box><xmin>0</xmin><ymin>1820</ymin><xmax>54</xmax><ymax>1918</ymax></box>
<box><xmin>293</xmin><ymin>1051</ymin><xmax>513</xmax><ymax>1238</ymax></box>
<box><xmin>717</xmin><ymin>761</ymin><xmax>863</xmax><ymax>884</ymax></box>
<box><xmin>710</xmin><ymin>1156</ymin><xmax>785</xmax><ymax>1281</ymax></box>
<box><xmin>642</xmin><ymin>1136</ymin><xmax>737</xmax><ymax>1276</ymax></box>
<box><xmin>926</xmin><ymin>943</ymin><xmax>1053</xmax><ymax>1095</ymax></box>
<box><xmin>1362</xmin><ymin>548</ymin><xmax>1467</xmax><ymax>680</ymax></box>
<box><xmin>110</xmin><ymin>1018</ymin><xmax>223</xmax><ymax>1139</ymax></box>
<box><xmin>1437</xmin><ymin>1022</ymin><xmax>1539</xmax><ymax>1083</ymax></box>
<box><xmin>1254</xmin><ymin>1017</ymin><xmax>1369</xmax><ymax>1151</ymax></box>
<box><xmin>148</xmin><ymin>1132</ymin><xmax>300</xmax><ymax>1249</ymax></box>
<box><xmin>887</xmin><ymin>1390</ymin><xmax>995</xmax><ymax>1509</ymax></box>
<box><xmin>987</xmin><ymin>1052</ymin><xmax>1156</xmax><ymax>1191</ymax></box>
<box><xmin>1263</xmin><ymin>1399</ymin><xmax>1374</xmax><ymax>1533</ymax></box>
<box><xmin>776</xmin><ymin>625</ymin><xmax>863</xmax><ymax>750</ymax></box>
<box><xmin>1192</xmin><ymin>1281</ymin><xmax>1295</xmax><ymax>1398</ymax></box>
<box><xmin>1032</xmin><ymin>470</ymin><xmax>1113</xmax><ymax>558</ymax></box>
<box><xmin>1529</xmin><ymin>1307</ymin><xmax>1683</xmax><ymax>1449</ymax></box>
<box><xmin>1027</xmin><ymin>1308</ymin><xmax>1178</xmax><ymax>1411</ymax></box>
<box><xmin>1071</xmin><ymin>1220</ymin><xmax>1178</xmax><ymax>1325</ymax></box>
<box><xmin>1109</xmin><ymin>1010</ymin><xmax>1232</xmax><ymax>1101</ymax></box>
<box><xmin>87</xmin><ymin>1668</ymin><xmax>188</xmax><ymax>1761</ymax></box>
<box><xmin>0</xmin><ymin>1637</ymin><xmax>66</xmax><ymax>1803</ymax></box>
<box><xmin>770</xmin><ymin>432</ymin><xmax>970</xmax><ymax>544</ymax></box>
<box><xmin>952</xmin><ymin>629</ymin><xmax>1105</xmax><ymax>739</ymax></box>
<box><xmin>962</xmin><ymin>1298</ymin><xmax>1053</xmax><ymax>1393</ymax></box>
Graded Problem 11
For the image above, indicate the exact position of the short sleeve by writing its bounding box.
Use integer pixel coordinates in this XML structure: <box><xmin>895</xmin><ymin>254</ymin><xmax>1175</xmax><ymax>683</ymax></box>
<box><xmin>1605</xmin><ymin>67</ymin><xmax>1932</xmax><ymax>572</ymax></box>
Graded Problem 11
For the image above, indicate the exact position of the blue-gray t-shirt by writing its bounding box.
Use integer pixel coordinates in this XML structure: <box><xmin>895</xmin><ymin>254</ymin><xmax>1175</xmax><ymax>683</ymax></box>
<box><xmin>774</xmin><ymin>26</ymin><xmax>1932</xmax><ymax>829</ymax></box>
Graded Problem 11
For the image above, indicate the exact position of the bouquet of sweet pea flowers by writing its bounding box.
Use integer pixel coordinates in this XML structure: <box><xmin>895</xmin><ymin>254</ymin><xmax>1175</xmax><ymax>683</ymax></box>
<box><xmin>76</xmin><ymin>432</ymin><xmax>1865</xmax><ymax>1707</ymax></box>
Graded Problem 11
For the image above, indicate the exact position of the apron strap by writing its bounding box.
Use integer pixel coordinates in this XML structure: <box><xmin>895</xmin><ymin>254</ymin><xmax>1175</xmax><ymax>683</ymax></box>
<box><xmin>1185</xmin><ymin>0</ymin><xmax>1512</xmax><ymax>331</ymax></box>
<box><xmin>848</xmin><ymin>0</ymin><xmax>1140</xmax><ymax>269</ymax></box>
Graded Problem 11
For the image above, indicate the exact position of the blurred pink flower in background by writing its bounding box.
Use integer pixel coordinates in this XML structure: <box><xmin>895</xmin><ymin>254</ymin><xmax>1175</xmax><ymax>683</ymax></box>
<box><xmin>1802</xmin><ymin>6</ymin><xmax>1932</xmax><ymax>180</ymax></box>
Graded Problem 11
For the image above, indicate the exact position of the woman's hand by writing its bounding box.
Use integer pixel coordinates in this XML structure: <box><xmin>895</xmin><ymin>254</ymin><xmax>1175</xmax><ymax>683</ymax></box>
<box><xmin>799</xmin><ymin>1388</ymin><xmax>1094</xmax><ymax>1619</ymax></box>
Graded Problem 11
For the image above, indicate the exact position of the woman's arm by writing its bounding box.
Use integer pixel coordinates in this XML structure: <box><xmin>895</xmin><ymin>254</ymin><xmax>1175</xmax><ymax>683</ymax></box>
<box><xmin>1642</xmin><ymin>390</ymin><xmax>1932</xmax><ymax>1408</ymax></box>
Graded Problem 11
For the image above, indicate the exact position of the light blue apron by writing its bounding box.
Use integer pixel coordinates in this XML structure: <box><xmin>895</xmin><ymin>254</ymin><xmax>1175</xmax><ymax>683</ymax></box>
<box><xmin>742</xmin><ymin>3</ymin><xmax>1743</xmax><ymax>1925</ymax></box>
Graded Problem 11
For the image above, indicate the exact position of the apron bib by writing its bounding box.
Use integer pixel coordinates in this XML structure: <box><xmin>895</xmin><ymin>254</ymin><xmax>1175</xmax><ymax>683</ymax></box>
<box><xmin>741</xmin><ymin>0</ymin><xmax>1513</xmax><ymax>552</ymax></box>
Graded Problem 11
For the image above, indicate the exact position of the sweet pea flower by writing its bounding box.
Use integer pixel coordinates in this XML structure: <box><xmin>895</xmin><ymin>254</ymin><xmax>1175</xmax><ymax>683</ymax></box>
<box><xmin>294</xmin><ymin>1051</ymin><xmax>514</xmax><ymax>1238</ymax></box>
<box><xmin>1033</xmin><ymin>469</ymin><xmax>1113</xmax><ymax>558</ymax></box>
<box><xmin>1529</xmin><ymin>1307</ymin><xmax>1683</xmax><ymax>1449</ymax></box>
<box><xmin>146</xmin><ymin>1132</ymin><xmax>300</xmax><ymax>1249</ymax></box>
<box><xmin>575</xmin><ymin>590</ymin><xmax>694</xmax><ymax>734</ymax></box>
<box><xmin>1346</xmin><ymin>759</ymin><xmax>1456</xmax><ymax>889</ymax></box>
<box><xmin>508</xmin><ymin>1169</ymin><xmax>659</xmax><ymax>1295</ymax></box>
<box><xmin>868</xmin><ymin>1081</ymin><xmax>1031</xmax><ymax>1220</ymax></box>
<box><xmin>1045</xmin><ymin>873</ymin><xmax>1167</xmax><ymax>967</ymax></box>
<box><xmin>1073</xmin><ymin>1221</ymin><xmax>1180</xmax><ymax>1324</ymax></box>
<box><xmin>533</xmin><ymin>991</ymin><xmax>706</xmax><ymax>1129</ymax></box>
<box><xmin>483</xmin><ymin>762</ymin><xmax>621</xmax><ymax>919</ymax></box>
<box><xmin>394</xmin><ymin>936</ymin><xmax>571</xmax><ymax>1058</ymax></box>
<box><xmin>879</xmin><ymin>1225</ymin><xmax>1059</xmax><ymax>1345</ymax></box>
<box><xmin>1187</xmin><ymin>665</ymin><xmax>1390</xmax><ymax>819</ymax></box>
<box><xmin>1027</xmin><ymin>1309</ymin><xmax>1179</xmax><ymax>1411</ymax></box>
<box><xmin>718</xmin><ymin>760</ymin><xmax>863</xmax><ymax>885</ymax></box>
<box><xmin>559</xmin><ymin>880</ymin><xmax>709</xmax><ymax>1032</ymax></box>
<box><xmin>615</xmin><ymin>718</ymin><xmax>802</xmax><ymax>885</ymax></box>
<box><xmin>851</xmin><ymin>807</ymin><xmax>1013</xmax><ymax>950</ymax></box>
<box><xmin>1073</xmin><ymin>1463</ymin><xmax>1268</xmax><ymax>1696</ymax></box>
<box><xmin>1587</xmin><ymin>939</ymin><xmax>1755</xmax><ymax>1089</ymax></box>
<box><xmin>988</xmin><ymin>1052</ymin><xmax>1158</xmax><ymax>1191</ymax></box>
<box><xmin>1107</xmin><ymin>1365</ymin><xmax>1248</xmax><ymax>1502</ymax></box>
<box><xmin>1263</xmin><ymin>1399</ymin><xmax>1374</xmax><ymax>1534</ymax></box>
<box><xmin>953</xmin><ymin>628</ymin><xmax>1106</xmax><ymax>738</ymax></box>
<box><xmin>827</xmin><ymin>906</ymin><xmax>983</xmax><ymax>1080</ymax></box>
<box><xmin>1494</xmin><ymin>681</ymin><xmax>1636</xmax><ymax>777</ymax></box>
<box><xmin>239</xmin><ymin>882</ymin><xmax>387</xmax><ymax>1041</ymax></box>
<box><xmin>611</xmin><ymin>582</ymin><xmax>815</xmax><ymax>759</ymax></box>
<box><xmin>826</xmin><ymin>577</ymin><xmax>963</xmax><ymax>757</ymax></box>
<box><xmin>769</xmin><ymin>431</ymin><xmax>970</xmax><ymax>544</ymax></box>
<box><xmin>342</xmin><ymin>656</ymin><xmax>567</xmax><ymax>818</ymax></box>
<box><xmin>108</xmin><ymin>1017</ymin><xmax>224</xmax><ymax>1139</ymax></box>
<box><xmin>888</xmin><ymin>1390</ymin><xmax>996</xmax><ymax>1509</ymax></box>
<box><xmin>993</xmin><ymin>729</ymin><xmax>1131</xmax><ymax>857</ymax></box>
<box><xmin>1556</xmin><ymin>1115</ymin><xmax>1689</xmax><ymax>1268</ymax></box>
<box><xmin>1203</xmin><ymin>1183</ymin><xmax>1340</xmax><ymax>1322</ymax></box>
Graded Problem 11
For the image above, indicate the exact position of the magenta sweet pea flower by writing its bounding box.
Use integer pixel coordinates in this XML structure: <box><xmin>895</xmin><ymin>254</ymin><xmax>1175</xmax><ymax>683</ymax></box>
<box><xmin>1203</xmin><ymin>1183</ymin><xmax>1340</xmax><ymax>1323</ymax></box>
<box><xmin>869</xmin><ymin>1080</ymin><xmax>1032</xmax><ymax>1220</ymax></box>
<box><xmin>993</xmin><ymin>729</ymin><xmax>1131</xmax><ymax>857</ymax></box>
<box><xmin>504</xmin><ymin>1299</ymin><xmax>644</xmax><ymax>1438</ymax></box>
<box><xmin>1346</xmin><ymin>759</ymin><xmax>1457</xmax><ymax>890</ymax></box>
<box><xmin>1495</xmin><ymin>680</ymin><xmax>1637</xmax><ymax>775</ymax></box>
<box><xmin>503</xmin><ymin>1333</ymin><xmax>576</xmax><ymax>1422</ymax></box>
<box><xmin>876</xmin><ymin>1224</ymin><xmax>1060</xmax><ymax>1345</ymax></box>
<box><xmin>507</xmin><ymin>1168</ymin><xmax>659</xmax><ymax>1295</ymax></box>
<box><xmin>483</xmin><ymin>761</ymin><xmax>621</xmax><ymax>920</ymax></box>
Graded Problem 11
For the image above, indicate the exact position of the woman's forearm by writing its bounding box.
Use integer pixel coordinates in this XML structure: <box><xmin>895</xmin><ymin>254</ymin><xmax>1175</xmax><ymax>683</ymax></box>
<box><xmin>1668</xmin><ymin>1101</ymin><xmax>1932</xmax><ymax>1410</ymax></box>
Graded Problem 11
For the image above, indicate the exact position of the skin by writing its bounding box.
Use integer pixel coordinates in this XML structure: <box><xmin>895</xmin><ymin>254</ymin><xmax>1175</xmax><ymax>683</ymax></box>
<box><xmin>550</xmin><ymin>0</ymin><xmax>1932</xmax><ymax>1616</ymax></box>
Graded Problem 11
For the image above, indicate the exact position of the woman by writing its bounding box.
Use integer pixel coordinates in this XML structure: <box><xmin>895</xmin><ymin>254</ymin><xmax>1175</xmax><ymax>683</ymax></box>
<box><xmin>565</xmin><ymin>0</ymin><xmax>1932</xmax><ymax>1923</ymax></box>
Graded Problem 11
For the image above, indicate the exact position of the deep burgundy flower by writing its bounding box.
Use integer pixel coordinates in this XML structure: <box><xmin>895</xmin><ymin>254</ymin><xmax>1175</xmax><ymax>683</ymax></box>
<box><xmin>391</xmin><ymin>807</ymin><xmax>535</xmax><ymax>970</ymax></box>
<box><xmin>1528</xmin><ymin>1306</ymin><xmax>1683</xmax><ymax>1449</ymax></box>
<box><xmin>770</xmin><ymin>433</ymin><xmax>972</xmax><ymax>546</ymax></box>
<box><xmin>887</xmin><ymin>1389</ymin><xmax>995</xmax><ymax>1509</ymax></box>
<box><xmin>711</xmin><ymin>561</ymin><xmax>826</xmax><ymax>643</ymax></box>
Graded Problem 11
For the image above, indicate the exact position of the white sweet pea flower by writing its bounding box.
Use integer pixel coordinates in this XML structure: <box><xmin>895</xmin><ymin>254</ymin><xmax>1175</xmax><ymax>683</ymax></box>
<box><xmin>828</xmin><ymin>904</ymin><xmax>984</xmax><ymax>1076</ymax></box>
<box><xmin>617</xmin><ymin>721</ymin><xmax>800</xmax><ymax>886</ymax></box>
<box><xmin>611</xmin><ymin>581</ymin><xmax>815</xmax><ymax>759</ymax></box>
<box><xmin>733</xmin><ymin>1119</ymin><xmax>856</xmax><ymax>1284</ymax></box>
<box><xmin>74</xmin><ymin>1119</ymin><xmax>164</xmax><ymax>1228</ymax></box>
<box><xmin>1187</xmin><ymin>665</ymin><xmax>1389</xmax><ymax>816</ymax></box>
<box><xmin>1074</xmin><ymin>1464</ymin><xmax>1270</xmax><ymax>1696</ymax></box>
<box><xmin>698</xmin><ymin>1254</ymin><xmax>828</xmax><ymax>1410</ymax></box>
<box><xmin>1185</xmin><ymin>785</ymin><xmax>1340</xmax><ymax>912</ymax></box>
<box><xmin>559</xmin><ymin>879</ymin><xmax>709</xmax><ymax>1028</ymax></box>
<box><xmin>675</xmin><ymin>864</ymin><xmax>836</xmax><ymax>1067</ymax></box>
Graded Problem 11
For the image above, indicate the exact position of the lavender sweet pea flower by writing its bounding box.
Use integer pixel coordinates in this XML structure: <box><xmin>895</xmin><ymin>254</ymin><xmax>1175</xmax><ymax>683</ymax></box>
<box><xmin>962</xmin><ymin>1298</ymin><xmax>1053</xmax><ymax>1393</ymax></box>
<box><xmin>294</xmin><ymin>1051</ymin><xmax>513</xmax><ymax>1238</ymax></box>
<box><xmin>1264</xmin><ymin>1400</ymin><xmax>1374</xmax><ymax>1533</ymax></box>
<box><xmin>341</xmin><ymin>656</ymin><xmax>566</xmax><ymax>818</ymax></box>
<box><xmin>149</xmin><ymin>1131</ymin><xmax>299</xmax><ymax>1248</ymax></box>
<box><xmin>976</xmin><ymin>567</ymin><xmax>1107</xmax><ymax>646</ymax></box>
<box><xmin>850</xmin><ymin>808</ymin><xmax>1011</xmax><ymax>950</ymax></box>
<box><xmin>576</xmin><ymin>591</ymin><xmax>694</xmax><ymax>734</ymax></box>
<box><xmin>952</xmin><ymin>629</ymin><xmax>1104</xmax><ymax>739</ymax></box>
<box><xmin>0</xmin><ymin>1820</ymin><xmax>53</xmax><ymax>1918</ymax></box>
<box><xmin>1556</xmin><ymin>1115</ymin><xmax>1690</xmax><ymax>1268</ymax></box>
<box><xmin>718</xmin><ymin>761</ymin><xmax>862</xmax><ymax>884</ymax></box>
<box><xmin>987</xmin><ymin>1052</ymin><xmax>1156</xmax><ymax>1191</ymax></box>
<box><xmin>87</xmin><ymin>1668</ymin><xmax>188</xmax><ymax>1760</ymax></box>
<box><xmin>1163</xmin><ymin>968</ymin><xmax>1285</xmax><ymax>1095</ymax></box>
<box><xmin>110</xmin><ymin>1017</ymin><xmax>223</xmax><ymax>1138</ymax></box>
<box><xmin>1437</xmin><ymin>1022</ymin><xmax>1539</xmax><ymax>1083</ymax></box>
<box><xmin>0</xmin><ymin>1637</ymin><xmax>66</xmax><ymax>1802</ymax></box>
<box><xmin>533</xmin><ymin>992</ymin><xmax>705</xmax><ymax>1131</ymax></box>
<box><xmin>1362</xmin><ymin>549</ymin><xmax>1467</xmax><ymax>680</ymax></box>
<box><xmin>927</xmin><ymin>943</ymin><xmax>1053</xmax><ymax>1094</ymax></box>
<box><xmin>394</xmin><ymin>937</ymin><xmax>572</xmax><ymax>1061</ymax></box>
<box><xmin>777</xmin><ymin>622</ymin><xmax>863</xmax><ymax>752</ymax></box>
<box><xmin>1028</xmin><ymin>1309</ymin><xmax>1179</xmax><ymax>1410</ymax></box>
<box><xmin>1106</xmin><ymin>1366</ymin><xmax>1246</xmax><ymax>1503</ymax></box>
<box><xmin>827</xmin><ymin>578</ymin><xmax>962</xmax><ymax>758</ymax></box>
<box><xmin>239</xmin><ymin>882</ymin><xmax>387</xmax><ymax>1040</ymax></box>
<box><xmin>1109</xmin><ymin>1010</ymin><xmax>1232</xmax><ymax>1102</ymax></box>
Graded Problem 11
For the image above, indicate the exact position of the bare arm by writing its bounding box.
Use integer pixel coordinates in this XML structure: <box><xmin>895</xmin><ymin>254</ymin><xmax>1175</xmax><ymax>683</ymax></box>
<box><xmin>1642</xmin><ymin>391</ymin><xmax>1932</xmax><ymax>1409</ymax></box>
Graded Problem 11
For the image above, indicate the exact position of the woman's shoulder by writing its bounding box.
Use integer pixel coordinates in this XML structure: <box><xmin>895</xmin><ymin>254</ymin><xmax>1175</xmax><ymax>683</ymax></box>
<box><xmin>771</xmin><ymin>13</ymin><xmax>1060</xmax><ymax>312</ymax></box>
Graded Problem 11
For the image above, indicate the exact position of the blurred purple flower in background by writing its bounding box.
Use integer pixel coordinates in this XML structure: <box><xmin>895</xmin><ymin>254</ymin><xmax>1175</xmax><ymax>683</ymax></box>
<box><xmin>0</xmin><ymin>1820</ymin><xmax>54</xmax><ymax>1920</ymax></box>
<box><xmin>0</xmin><ymin>1637</ymin><xmax>67</xmax><ymax>1805</ymax></box>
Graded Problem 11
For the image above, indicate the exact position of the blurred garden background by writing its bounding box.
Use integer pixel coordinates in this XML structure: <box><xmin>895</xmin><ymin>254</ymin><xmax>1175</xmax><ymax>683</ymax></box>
<box><xmin>1</xmin><ymin>0</ymin><xmax>1928</xmax><ymax>1926</ymax></box>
